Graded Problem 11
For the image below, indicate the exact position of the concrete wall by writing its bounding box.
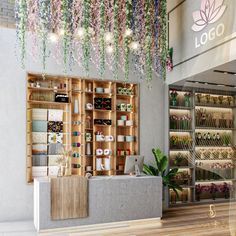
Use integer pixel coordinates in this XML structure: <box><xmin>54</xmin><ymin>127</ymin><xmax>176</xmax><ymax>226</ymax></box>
<box><xmin>0</xmin><ymin>0</ymin><xmax>15</xmax><ymax>28</ymax></box>
<box><xmin>0</xmin><ymin>27</ymin><xmax>165</xmax><ymax>221</ymax></box>
<box><xmin>167</xmin><ymin>0</ymin><xmax>236</xmax><ymax>84</ymax></box>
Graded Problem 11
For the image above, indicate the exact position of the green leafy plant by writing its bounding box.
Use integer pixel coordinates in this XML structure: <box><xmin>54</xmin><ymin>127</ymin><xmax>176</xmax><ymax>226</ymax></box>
<box><xmin>143</xmin><ymin>148</ymin><xmax>182</xmax><ymax>197</ymax></box>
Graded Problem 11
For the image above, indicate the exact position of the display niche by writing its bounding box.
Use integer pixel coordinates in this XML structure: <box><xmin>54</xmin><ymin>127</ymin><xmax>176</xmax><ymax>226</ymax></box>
<box><xmin>26</xmin><ymin>73</ymin><xmax>139</xmax><ymax>183</ymax></box>
<box><xmin>168</xmin><ymin>88</ymin><xmax>236</xmax><ymax>206</ymax></box>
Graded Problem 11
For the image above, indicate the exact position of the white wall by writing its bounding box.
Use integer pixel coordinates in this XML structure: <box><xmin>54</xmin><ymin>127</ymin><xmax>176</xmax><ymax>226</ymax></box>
<box><xmin>0</xmin><ymin>27</ymin><xmax>165</xmax><ymax>221</ymax></box>
<box><xmin>167</xmin><ymin>0</ymin><xmax>236</xmax><ymax>85</ymax></box>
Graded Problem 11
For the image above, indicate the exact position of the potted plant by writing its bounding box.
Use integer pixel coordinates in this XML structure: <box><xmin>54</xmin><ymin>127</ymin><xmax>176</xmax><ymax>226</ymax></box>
<box><xmin>143</xmin><ymin>148</ymin><xmax>182</xmax><ymax>204</ymax></box>
<box><xmin>196</xmin><ymin>93</ymin><xmax>202</xmax><ymax>104</ymax></box>
<box><xmin>195</xmin><ymin>184</ymin><xmax>202</xmax><ymax>201</ymax></box>
<box><xmin>220</xmin><ymin>182</ymin><xmax>230</xmax><ymax>199</ymax></box>
<box><xmin>210</xmin><ymin>183</ymin><xmax>218</xmax><ymax>200</ymax></box>
<box><xmin>184</xmin><ymin>92</ymin><xmax>191</xmax><ymax>107</ymax></box>
<box><xmin>206</xmin><ymin>94</ymin><xmax>211</xmax><ymax>104</ymax></box>
<box><xmin>174</xmin><ymin>153</ymin><xmax>184</xmax><ymax>166</ymax></box>
<box><xmin>170</xmin><ymin>90</ymin><xmax>178</xmax><ymax>106</ymax></box>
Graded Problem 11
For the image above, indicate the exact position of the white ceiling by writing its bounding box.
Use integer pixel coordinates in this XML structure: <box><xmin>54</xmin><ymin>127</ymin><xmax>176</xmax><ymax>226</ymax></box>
<box><xmin>172</xmin><ymin>60</ymin><xmax>236</xmax><ymax>92</ymax></box>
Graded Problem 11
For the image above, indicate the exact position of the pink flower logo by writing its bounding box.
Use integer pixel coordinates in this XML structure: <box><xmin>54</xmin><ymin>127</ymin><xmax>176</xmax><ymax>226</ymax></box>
<box><xmin>192</xmin><ymin>0</ymin><xmax>226</xmax><ymax>32</ymax></box>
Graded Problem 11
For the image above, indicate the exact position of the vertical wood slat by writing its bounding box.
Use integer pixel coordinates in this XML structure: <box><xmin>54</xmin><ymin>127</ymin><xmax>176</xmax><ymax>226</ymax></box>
<box><xmin>51</xmin><ymin>176</ymin><xmax>88</xmax><ymax>220</ymax></box>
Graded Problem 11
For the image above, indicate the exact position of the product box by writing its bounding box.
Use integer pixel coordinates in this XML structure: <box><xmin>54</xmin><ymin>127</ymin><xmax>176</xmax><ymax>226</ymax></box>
<box><xmin>32</xmin><ymin>166</ymin><xmax>47</xmax><ymax>178</ymax></box>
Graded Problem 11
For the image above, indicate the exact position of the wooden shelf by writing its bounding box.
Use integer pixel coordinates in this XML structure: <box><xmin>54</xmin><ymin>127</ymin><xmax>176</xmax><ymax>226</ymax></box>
<box><xmin>195</xmin><ymin>127</ymin><xmax>234</xmax><ymax>130</ymax></box>
<box><xmin>116</xmin><ymin>94</ymin><xmax>135</xmax><ymax>98</ymax></box>
<box><xmin>28</xmin><ymin>87</ymin><xmax>69</xmax><ymax>93</ymax></box>
<box><xmin>93</xmin><ymin>109</ymin><xmax>113</xmax><ymax>112</ymax></box>
<box><xmin>28</xmin><ymin>100</ymin><xmax>70</xmax><ymax>105</ymax></box>
<box><xmin>195</xmin><ymin>145</ymin><xmax>233</xmax><ymax>148</ymax></box>
<box><xmin>168</xmin><ymin>88</ymin><xmax>236</xmax><ymax>207</ymax></box>
<box><xmin>170</xmin><ymin>166</ymin><xmax>194</xmax><ymax>169</ymax></box>
<box><xmin>169</xmin><ymin>106</ymin><xmax>193</xmax><ymax>110</ymax></box>
<box><xmin>27</xmin><ymin>74</ymin><xmax>139</xmax><ymax>182</ymax></box>
<box><xmin>170</xmin><ymin>129</ymin><xmax>193</xmax><ymax>132</ymax></box>
<box><xmin>116</xmin><ymin>110</ymin><xmax>135</xmax><ymax>113</ymax></box>
<box><xmin>195</xmin><ymin>103</ymin><xmax>235</xmax><ymax>108</ymax></box>
<box><xmin>195</xmin><ymin>179</ymin><xmax>236</xmax><ymax>183</ymax></box>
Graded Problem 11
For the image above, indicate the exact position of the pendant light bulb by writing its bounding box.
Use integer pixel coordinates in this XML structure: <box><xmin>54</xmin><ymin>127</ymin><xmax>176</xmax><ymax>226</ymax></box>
<box><xmin>104</xmin><ymin>32</ymin><xmax>113</xmax><ymax>43</ymax></box>
<box><xmin>77</xmin><ymin>27</ymin><xmax>85</xmax><ymax>39</ymax></box>
<box><xmin>49</xmin><ymin>33</ymin><xmax>59</xmax><ymax>43</ymax></box>
<box><xmin>88</xmin><ymin>27</ymin><xmax>95</xmax><ymax>36</ymax></box>
<box><xmin>59</xmin><ymin>29</ymin><xmax>65</xmax><ymax>36</ymax></box>
<box><xmin>106</xmin><ymin>45</ymin><xmax>114</xmax><ymax>54</ymax></box>
<box><xmin>130</xmin><ymin>41</ymin><xmax>139</xmax><ymax>51</ymax></box>
<box><xmin>124</xmin><ymin>28</ymin><xmax>133</xmax><ymax>37</ymax></box>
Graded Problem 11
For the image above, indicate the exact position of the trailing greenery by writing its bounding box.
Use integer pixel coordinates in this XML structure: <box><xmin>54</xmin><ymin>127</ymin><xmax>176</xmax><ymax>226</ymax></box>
<box><xmin>143</xmin><ymin>148</ymin><xmax>182</xmax><ymax>197</ymax></box>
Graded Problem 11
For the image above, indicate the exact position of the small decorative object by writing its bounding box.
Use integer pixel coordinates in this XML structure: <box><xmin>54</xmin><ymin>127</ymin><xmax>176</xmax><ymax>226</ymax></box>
<box><xmin>212</xmin><ymin>96</ymin><xmax>218</xmax><ymax>104</ymax></box>
<box><xmin>72</xmin><ymin>152</ymin><xmax>80</xmax><ymax>158</ymax></box>
<box><xmin>72</xmin><ymin>142</ymin><xmax>81</xmax><ymax>147</ymax></box>
<box><xmin>36</xmin><ymin>82</ymin><xmax>41</xmax><ymax>88</ymax></box>
<box><xmin>125</xmin><ymin>120</ymin><xmax>133</xmax><ymax>126</ymax></box>
<box><xmin>96</xmin><ymin>158</ymin><xmax>102</xmax><ymax>171</ymax></box>
<box><xmin>86</xmin><ymin>116</ymin><xmax>92</xmax><ymax>129</ymax></box>
<box><xmin>117</xmin><ymin>87</ymin><xmax>123</xmax><ymax>95</ymax></box>
<box><xmin>104</xmin><ymin>88</ymin><xmax>111</xmax><ymax>94</ymax></box>
<box><xmin>181</xmin><ymin>189</ymin><xmax>188</xmax><ymax>203</ymax></box>
<box><xmin>166</xmin><ymin>48</ymin><xmax>173</xmax><ymax>72</ymax></box>
<box><xmin>117</xmin><ymin>120</ymin><xmax>125</xmax><ymax>126</ymax></box>
<box><xmin>174</xmin><ymin>153</ymin><xmax>183</xmax><ymax>166</ymax></box>
<box><xmin>126</xmin><ymin>104</ymin><xmax>133</xmax><ymax>112</ymax></box>
<box><xmin>126</xmin><ymin>135</ymin><xmax>134</xmax><ymax>142</ymax></box>
<box><xmin>73</xmin><ymin>131</ymin><xmax>81</xmax><ymax>136</ymax></box>
<box><xmin>48</xmin><ymin>133</ymin><xmax>63</xmax><ymax>144</ymax></box>
<box><xmin>55</xmin><ymin>94</ymin><xmax>69</xmax><ymax>103</ymax></box>
<box><xmin>105</xmin><ymin>135</ymin><xmax>114</xmax><ymax>142</ymax></box>
<box><xmin>47</xmin><ymin>121</ymin><xmax>63</xmax><ymax>133</ymax></box>
<box><xmin>170</xmin><ymin>190</ymin><xmax>177</xmax><ymax>204</ymax></box>
<box><xmin>227</xmin><ymin>96</ymin><xmax>233</xmax><ymax>106</ymax></box>
<box><xmin>218</xmin><ymin>95</ymin><xmax>223</xmax><ymax>104</ymax></box>
<box><xmin>210</xmin><ymin>183</ymin><xmax>217</xmax><ymax>200</ymax></box>
<box><xmin>86</xmin><ymin>166</ymin><xmax>92</xmax><ymax>172</ymax></box>
<box><xmin>184</xmin><ymin>92</ymin><xmax>191</xmax><ymax>107</ymax></box>
<box><xmin>87</xmin><ymin>83</ymin><xmax>92</xmax><ymax>92</ymax></box>
<box><xmin>95</xmin><ymin>87</ymin><xmax>104</xmax><ymax>93</ymax></box>
<box><xmin>86</xmin><ymin>143</ymin><xmax>91</xmax><ymax>155</ymax></box>
<box><xmin>85</xmin><ymin>133</ymin><xmax>92</xmax><ymax>142</ymax></box>
<box><xmin>196</xmin><ymin>94</ymin><xmax>202</xmax><ymax>104</ymax></box>
<box><xmin>86</xmin><ymin>103</ymin><xmax>93</xmax><ymax>110</ymax></box>
<box><xmin>195</xmin><ymin>184</ymin><xmax>202</xmax><ymax>201</ymax></box>
<box><xmin>96</xmin><ymin>134</ymin><xmax>105</xmax><ymax>142</ymax></box>
<box><xmin>118</xmin><ymin>165</ymin><xmax>124</xmax><ymax>171</ymax></box>
<box><xmin>96</xmin><ymin>148</ymin><xmax>103</xmax><ymax>156</ymax></box>
<box><xmin>74</xmin><ymin>99</ymin><xmax>79</xmax><ymax>114</ymax></box>
<box><xmin>170</xmin><ymin>90</ymin><xmax>178</xmax><ymax>106</ymax></box>
<box><xmin>120</xmin><ymin>115</ymin><xmax>128</xmax><ymax>120</ymax></box>
<box><xmin>56</xmin><ymin>148</ymin><xmax>73</xmax><ymax>177</ymax></box>
<box><xmin>85</xmin><ymin>173</ymin><xmax>92</xmax><ymax>179</ymax></box>
<box><xmin>104</xmin><ymin>149</ymin><xmax>112</xmax><ymax>155</ymax></box>
<box><xmin>104</xmin><ymin>158</ymin><xmax>111</xmax><ymax>170</ymax></box>
<box><xmin>206</xmin><ymin>94</ymin><xmax>211</xmax><ymax>103</ymax></box>
<box><xmin>117</xmin><ymin>135</ymin><xmax>125</xmax><ymax>142</ymax></box>
<box><xmin>117</xmin><ymin>103</ymin><xmax>126</xmax><ymax>111</ymax></box>
<box><xmin>221</xmin><ymin>182</ymin><xmax>230</xmax><ymax>199</ymax></box>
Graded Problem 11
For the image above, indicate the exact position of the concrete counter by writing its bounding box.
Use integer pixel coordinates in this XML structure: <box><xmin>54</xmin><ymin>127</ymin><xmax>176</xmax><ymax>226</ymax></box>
<box><xmin>34</xmin><ymin>175</ymin><xmax>162</xmax><ymax>231</ymax></box>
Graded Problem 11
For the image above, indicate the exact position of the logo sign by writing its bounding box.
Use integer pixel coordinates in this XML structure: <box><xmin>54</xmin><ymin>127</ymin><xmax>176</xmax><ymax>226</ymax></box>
<box><xmin>192</xmin><ymin>0</ymin><xmax>227</xmax><ymax>48</ymax></box>
<box><xmin>192</xmin><ymin>0</ymin><xmax>226</xmax><ymax>32</ymax></box>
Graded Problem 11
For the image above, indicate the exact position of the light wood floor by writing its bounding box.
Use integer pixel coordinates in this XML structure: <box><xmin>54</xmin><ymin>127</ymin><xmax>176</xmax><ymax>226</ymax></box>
<box><xmin>39</xmin><ymin>202</ymin><xmax>236</xmax><ymax>236</ymax></box>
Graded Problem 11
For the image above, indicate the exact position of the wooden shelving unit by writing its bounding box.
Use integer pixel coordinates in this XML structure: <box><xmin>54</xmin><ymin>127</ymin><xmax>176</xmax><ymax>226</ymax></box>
<box><xmin>26</xmin><ymin>73</ymin><xmax>139</xmax><ymax>183</ymax></box>
<box><xmin>168</xmin><ymin>87</ymin><xmax>236</xmax><ymax>206</ymax></box>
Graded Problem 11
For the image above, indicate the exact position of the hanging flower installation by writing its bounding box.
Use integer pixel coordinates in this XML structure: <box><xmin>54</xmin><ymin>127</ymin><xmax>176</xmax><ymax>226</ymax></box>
<box><xmin>15</xmin><ymin>0</ymin><xmax>167</xmax><ymax>83</ymax></box>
